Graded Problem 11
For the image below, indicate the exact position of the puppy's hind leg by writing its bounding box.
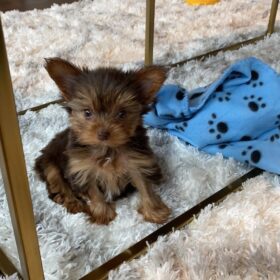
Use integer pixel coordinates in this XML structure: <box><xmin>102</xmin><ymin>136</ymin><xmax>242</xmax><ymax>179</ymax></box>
<box><xmin>38</xmin><ymin>162</ymin><xmax>89</xmax><ymax>214</ymax></box>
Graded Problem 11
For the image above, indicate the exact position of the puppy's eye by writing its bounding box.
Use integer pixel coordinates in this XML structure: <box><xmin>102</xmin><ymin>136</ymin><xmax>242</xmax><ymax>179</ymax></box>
<box><xmin>117</xmin><ymin>110</ymin><xmax>126</xmax><ymax>119</ymax></box>
<box><xmin>84</xmin><ymin>109</ymin><xmax>93</xmax><ymax>119</ymax></box>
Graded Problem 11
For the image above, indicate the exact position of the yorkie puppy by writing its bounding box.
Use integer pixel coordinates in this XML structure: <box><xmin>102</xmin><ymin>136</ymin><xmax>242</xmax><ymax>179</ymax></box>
<box><xmin>35</xmin><ymin>58</ymin><xmax>171</xmax><ymax>225</ymax></box>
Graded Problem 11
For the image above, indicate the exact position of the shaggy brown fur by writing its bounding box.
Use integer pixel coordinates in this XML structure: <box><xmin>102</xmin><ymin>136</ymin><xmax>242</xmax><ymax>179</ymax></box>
<box><xmin>35</xmin><ymin>58</ymin><xmax>171</xmax><ymax>224</ymax></box>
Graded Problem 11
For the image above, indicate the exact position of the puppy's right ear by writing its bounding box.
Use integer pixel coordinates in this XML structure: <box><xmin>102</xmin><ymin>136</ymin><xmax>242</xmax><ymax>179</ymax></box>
<box><xmin>44</xmin><ymin>58</ymin><xmax>82</xmax><ymax>101</ymax></box>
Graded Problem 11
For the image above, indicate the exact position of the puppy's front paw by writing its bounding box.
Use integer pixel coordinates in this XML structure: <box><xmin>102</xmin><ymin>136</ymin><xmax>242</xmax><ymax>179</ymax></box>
<box><xmin>50</xmin><ymin>193</ymin><xmax>88</xmax><ymax>214</ymax></box>
<box><xmin>65</xmin><ymin>199</ymin><xmax>89</xmax><ymax>214</ymax></box>
<box><xmin>89</xmin><ymin>202</ymin><xmax>117</xmax><ymax>225</ymax></box>
<box><xmin>138</xmin><ymin>200</ymin><xmax>171</xmax><ymax>224</ymax></box>
<box><xmin>51</xmin><ymin>193</ymin><xmax>65</xmax><ymax>205</ymax></box>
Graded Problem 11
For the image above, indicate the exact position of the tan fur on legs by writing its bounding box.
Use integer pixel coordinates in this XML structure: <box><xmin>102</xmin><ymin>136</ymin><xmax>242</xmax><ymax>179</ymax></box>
<box><xmin>45</xmin><ymin>164</ymin><xmax>89</xmax><ymax>214</ymax></box>
<box><xmin>86</xmin><ymin>185</ymin><xmax>117</xmax><ymax>225</ymax></box>
<box><xmin>138</xmin><ymin>194</ymin><xmax>171</xmax><ymax>224</ymax></box>
<box><xmin>88</xmin><ymin>202</ymin><xmax>117</xmax><ymax>225</ymax></box>
<box><xmin>131</xmin><ymin>174</ymin><xmax>170</xmax><ymax>224</ymax></box>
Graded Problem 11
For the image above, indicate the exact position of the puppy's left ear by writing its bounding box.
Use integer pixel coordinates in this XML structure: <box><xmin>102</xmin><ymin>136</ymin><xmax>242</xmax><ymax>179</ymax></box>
<box><xmin>132</xmin><ymin>66</ymin><xmax>168</xmax><ymax>105</ymax></box>
<box><xmin>44</xmin><ymin>57</ymin><xmax>83</xmax><ymax>101</ymax></box>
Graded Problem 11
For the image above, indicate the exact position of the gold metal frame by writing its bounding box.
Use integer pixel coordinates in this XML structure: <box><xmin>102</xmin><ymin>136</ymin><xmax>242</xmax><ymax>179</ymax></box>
<box><xmin>0</xmin><ymin>0</ymin><xmax>278</xmax><ymax>279</ymax></box>
<box><xmin>145</xmin><ymin>0</ymin><xmax>155</xmax><ymax>66</ymax></box>
<box><xmin>144</xmin><ymin>0</ymin><xmax>279</xmax><ymax>66</ymax></box>
<box><xmin>0</xmin><ymin>18</ymin><xmax>44</xmax><ymax>280</ymax></box>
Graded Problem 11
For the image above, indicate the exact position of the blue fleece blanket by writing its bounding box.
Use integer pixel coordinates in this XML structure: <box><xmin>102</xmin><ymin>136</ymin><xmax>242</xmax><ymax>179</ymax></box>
<box><xmin>144</xmin><ymin>57</ymin><xmax>280</xmax><ymax>174</ymax></box>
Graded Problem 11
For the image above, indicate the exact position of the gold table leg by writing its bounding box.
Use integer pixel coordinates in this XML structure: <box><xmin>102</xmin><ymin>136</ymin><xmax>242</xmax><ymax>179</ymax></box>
<box><xmin>267</xmin><ymin>0</ymin><xmax>279</xmax><ymax>35</ymax></box>
<box><xmin>0</xmin><ymin>18</ymin><xmax>44</xmax><ymax>280</ymax></box>
<box><xmin>145</xmin><ymin>0</ymin><xmax>155</xmax><ymax>66</ymax></box>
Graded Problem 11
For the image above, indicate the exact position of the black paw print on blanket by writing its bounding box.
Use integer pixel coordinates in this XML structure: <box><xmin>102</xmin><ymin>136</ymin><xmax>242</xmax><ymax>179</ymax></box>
<box><xmin>208</xmin><ymin>113</ymin><xmax>229</xmax><ymax>140</ymax></box>
<box><xmin>246</xmin><ymin>70</ymin><xmax>264</xmax><ymax>88</ymax></box>
<box><xmin>243</xmin><ymin>95</ymin><xmax>266</xmax><ymax>112</ymax></box>
<box><xmin>175</xmin><ymin>88</ymin><xmax>189</xmax><ymax>119</ymax></box>
<box><xmin>270</xmin><ymin>134</ymin><xmax>280</xmax><ymax>142</ymax></box>
<box><xmin>241</xmin><ymin>145</ymin><xmax>262</xmax><ymax>164</ymax></box>
<box><xmin>175</xmin><ymin>122</ymin><xmax>188</xmax><ymax>132</ymax></box>
<box><xmin>218</xmin><ymin>143</ymin><xmax>229</xmax><ymax>149</ymax></box>
<box><xmin>274</xmin><ymin>114</ymin><xmax>280</xmax><ymax>128</ymax></box>
<box><xmin>212</xmin><ymin>82</ymin><xmax>232</xmax><ymax>102</ymax></box>
<box><xmin>175</xmin><ymin>89</ymin><xmax>185</xmax><ymax>101</ymax></box>
<box><xmin>213</xmin><ymin>91</ymin><xmax>232</xmax><ymax>102</ymax></box>
<box><xmin>270</xmin><ymin>114</ymin><xmax>280</xmax><ymax>142</ymax></box>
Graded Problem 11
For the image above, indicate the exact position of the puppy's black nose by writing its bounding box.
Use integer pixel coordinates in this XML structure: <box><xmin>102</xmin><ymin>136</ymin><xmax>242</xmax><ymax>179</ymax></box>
<box><xmin>97</xmin><ymin>129</ymin><xmax>110</xmax><ymax>141</ymax></box>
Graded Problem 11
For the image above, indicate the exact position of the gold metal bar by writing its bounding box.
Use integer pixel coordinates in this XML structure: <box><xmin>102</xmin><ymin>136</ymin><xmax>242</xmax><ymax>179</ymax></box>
<box><xmin>0</xmin><ymin>248</ymin><xmax>18</xmax><ymax>276</ymax></box>
<box><xmin>167</xmin><ymin>35</ymin><xmax>265</xmax><ymax>68</ymax></box>
<box><xmin>81</xmin><ymin>168</ymin><xmax>263</xmax><ymax>280</ymax></box>
<box><xmin>0</xmin><ymin>18</ymin><xmax>44</xmax><ymax>280</ymax></box>
<box><xmin>266</xmin><ymin>0</ymin><xmax>279</xmax><ymax>35</ymax></box>
<box><xmin>145</xmin><ymin>0</ymin><xmax>155</xmax><ymax>66</ymax></box>
<box><xmin>17</xmin><ymin>98</ymin><xmax>63</xmax><ymax>116</ymax></box>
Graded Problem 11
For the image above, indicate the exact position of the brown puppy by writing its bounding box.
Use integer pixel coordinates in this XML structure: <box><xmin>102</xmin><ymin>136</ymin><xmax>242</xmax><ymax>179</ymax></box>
<box><xmin>35</xmin><ymin>58</ymin><xmax>170</xmax><ymax>225</ymax></box>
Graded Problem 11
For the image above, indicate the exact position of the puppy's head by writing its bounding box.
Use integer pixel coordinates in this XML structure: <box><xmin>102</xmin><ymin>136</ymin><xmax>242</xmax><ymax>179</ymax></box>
<box><xmin>45</xmin><ymin>58</ymin><xmax>167</xmax><ymax>147</ymax></box>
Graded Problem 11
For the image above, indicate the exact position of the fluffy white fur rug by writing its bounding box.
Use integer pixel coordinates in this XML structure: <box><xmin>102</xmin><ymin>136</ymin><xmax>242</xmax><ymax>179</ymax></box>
<box><xmin>109</xmin><ymin>173</ymin><xmax>280</xmax><ymax>280</ymax></box>
<box><xmin>0</xmin><ymin>0</ymin><xmax>280</xmax><ymax>279</ymax></box>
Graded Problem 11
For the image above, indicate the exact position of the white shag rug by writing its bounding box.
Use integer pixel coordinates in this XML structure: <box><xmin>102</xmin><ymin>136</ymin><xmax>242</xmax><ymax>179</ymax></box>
<box><xmin>0</xmin><ymin>0</ymin><xmax>280</xmax><ymax>279</ymax></box>
<box><xmin>109</xmin><ymin>173</ymin><xmax>280</xmax><ymax>280</ymax></box>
